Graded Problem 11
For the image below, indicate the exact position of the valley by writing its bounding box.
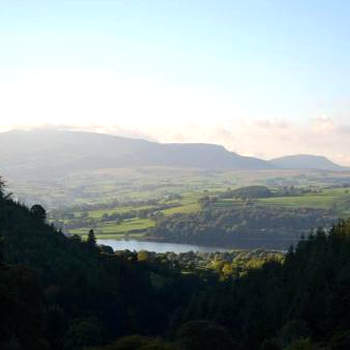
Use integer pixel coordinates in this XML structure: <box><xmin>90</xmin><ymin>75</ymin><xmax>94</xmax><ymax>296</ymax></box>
<box><xmin>3</xmin><ymin>130</ymin><xmax>350</xmax><ymax>250</ymax></box>
<box><xmin>44</xmin><ymin>169</ymin><xmax>350</xmax><ymax>249</ymax></box>
<box><xmin>3</xmin><ymin>2</ymin><xmax>350</xmax><ymax>348</ymax></box>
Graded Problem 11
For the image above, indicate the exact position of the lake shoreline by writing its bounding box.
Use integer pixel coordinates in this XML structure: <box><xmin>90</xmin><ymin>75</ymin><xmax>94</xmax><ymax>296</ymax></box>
<box><xmin>97</xmin><ymin>238</ymin><xmax>229</xmax><ymax>253</ymax></box>
<box><xmin>97</xmin><ymin>238</ymin><xmax>288</xmax><ymax>254</ymax></box>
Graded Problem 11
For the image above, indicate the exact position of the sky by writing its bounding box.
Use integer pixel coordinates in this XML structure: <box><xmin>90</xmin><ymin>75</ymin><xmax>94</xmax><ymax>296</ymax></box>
<box><xmin>1</xmin><ymin>0</ymin><xmax>350</xmax><ymax>164</ymax></box>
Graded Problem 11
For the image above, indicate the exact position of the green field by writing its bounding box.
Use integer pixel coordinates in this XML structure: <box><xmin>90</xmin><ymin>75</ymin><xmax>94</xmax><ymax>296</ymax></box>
<box><xmin>69</xmin><ymin>217</ymin><xmax>155</xmax><ymax>237</ymax></box>
<box><xmin>258</xmin><ymin>188</ymin><xmax>350</xmax><ymax>215</ymax></box>
<box><xmin>76</xmin><ymin>205</ymin><xmax>156</xmax><ymax>219</ymax></box>
<box><xmin>162</xmin><ymin>203</ymin><xmax>200</xmax><ymax>215</ymax></box>
<box><xmin>43</xmin><ymin>168</ymin><xmax>350</xmax><ymax>238</ymax></box>
<box><xmin>68</xmin><ymin>194</ymin><xmax>201</xmax><ymax>237</ymax></box>
<box><xmin>211</xmin><ymin>188</ymin><xmax>350</xmax><ymax>216</ymax></box>
<box><xmin>214</xmin><ymin>199</ymin><xmax>246</xmax><ymax>208</ymax></box>
<box><xmin>61</xmin><ymin>186</ymin><xmax>350</xmax><ymax>238</ymax></box>
<box><xmin>15</xmin><ymin>167</ymin><xmax>348</xmax><ymax>209</ymax></box>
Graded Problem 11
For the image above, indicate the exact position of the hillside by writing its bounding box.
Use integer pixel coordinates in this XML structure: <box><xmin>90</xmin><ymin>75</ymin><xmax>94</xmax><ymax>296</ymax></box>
<box><xmin>0</xmin><ymin>185</ymin><xmax>202</xmax><ymax>349</ymax></box>
<box><xmin>3</xmin><ymin>181</ymin><xmax>350</xmax><ymax>349</ymax></box>
<box><xmin>2</xmin><ymin>130</ymin><xmax>348</xmax><ymax>184</ymax></box>
<box><xmin>269</xmin><ymin>154</ymin><xmax>346</xmax><ymax>171</ymax></box>
<box><xmin>0</xmin><ymin>129</ymin><xmax>272</xmax><ymax>180</ymax></box>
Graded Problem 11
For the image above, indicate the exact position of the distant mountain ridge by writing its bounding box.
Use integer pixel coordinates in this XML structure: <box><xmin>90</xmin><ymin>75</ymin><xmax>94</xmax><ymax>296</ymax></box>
<box><xmin>0</xmin><ymin>129</ymin><xmax>346</xmax><ymax>180</ymax></box>
<box><xmin>0</xmin><ymin>129</ymin><xmax>271</xmax><ymax>179</ymax></box>
<box><xmin>269</xmin><ymin>154</ymin><xmax>347</xmax><ymax>171</ymax></box>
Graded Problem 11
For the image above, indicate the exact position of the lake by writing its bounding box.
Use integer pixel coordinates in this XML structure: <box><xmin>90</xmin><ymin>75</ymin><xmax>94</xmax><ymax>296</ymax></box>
<box><xmin>97</xmin><ymin>239</ymin><xmax>227</xmax><ymax>254</ymax></box>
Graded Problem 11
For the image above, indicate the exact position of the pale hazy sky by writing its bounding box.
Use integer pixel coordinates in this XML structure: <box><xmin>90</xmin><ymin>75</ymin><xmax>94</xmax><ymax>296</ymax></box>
<box><xmin>1</xmin><ymin>1</ymin><xmax>350</xmax><ymax>164</ymax></box>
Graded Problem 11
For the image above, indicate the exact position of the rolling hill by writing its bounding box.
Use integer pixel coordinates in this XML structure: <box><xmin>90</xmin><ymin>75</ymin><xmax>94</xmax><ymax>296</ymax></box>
<box><xmin>269</xmin><ymin>154</ymin><xmax>346</xmax><ymax>171</ymax></box>
<box><xmin>0</xmin><ymin>129</ymin><xmax>273</xmax><ymax>180</ymax></box>
<box><xmin>1</xmin><ymin>130</ymin><xmax>347</xmax><ymax>184</ymax></box>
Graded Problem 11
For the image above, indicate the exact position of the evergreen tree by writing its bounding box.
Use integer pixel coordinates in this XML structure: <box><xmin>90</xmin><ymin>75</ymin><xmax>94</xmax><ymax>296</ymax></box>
<box><xmin>0</xmin><ymin>176</ymin><xmax>5</xmax><ymax>199</ymax></box>
<box><xmin>87</xmin><ymin>229</ymin><xmax>97</xmax><ymax>248</ymax></box>
<box><xmin>30</xmin><ymin>204</ymin><xmax>47</xmax><ymax>222</ymax></box>
<box><xmin>0</xmin><ymin>234</ymin><xmax>4</xmax><ymax>264</ymax></box>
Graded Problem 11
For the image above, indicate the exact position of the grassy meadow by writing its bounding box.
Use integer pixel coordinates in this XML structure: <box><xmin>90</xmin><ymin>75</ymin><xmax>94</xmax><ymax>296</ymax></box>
<box><xmin>14</xmin><ymin>166</ymin><xmax>348</xmax><ymax>238</ymax></box>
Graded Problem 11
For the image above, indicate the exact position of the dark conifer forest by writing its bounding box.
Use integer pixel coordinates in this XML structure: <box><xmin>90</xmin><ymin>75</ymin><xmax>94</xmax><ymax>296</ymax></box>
<box><xmin>2</xmin><ymin>175</ymin><xmax>350</xmax><ymax>350</ymax></box>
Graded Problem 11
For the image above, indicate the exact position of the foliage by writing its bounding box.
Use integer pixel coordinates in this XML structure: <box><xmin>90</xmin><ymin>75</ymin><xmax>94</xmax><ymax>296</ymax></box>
<box><xmin>329</xmin><ymin>330</ymin><xmax>350</xmax><ymax>350</ymax></box>
<box><xmin>151</xmin><ymin>203</ymin><xmax>336</xmax><ymax>249</ymax></box>
<box><xmin>87</xmin><ymin>335</ymin><xmax>176</xmax><ymax>349</ymax></box>
<box><xmin>0</xmin><ymin>193</ymin><xmax>202</xmax><ymax>349</ymax></box>
<box><xmin>0</xmin><ymin>176</ymin><xmax>5</xmax><ymax>198</ymax></box>
<box><xmin>137</xmin><ymin>250</ymin><xmax>150</xmax><ymax>262</ymax></box>
<box><xmin>176</xmin><ymin>320</ymin><xmax>235</xmax><ymax>350</ymax></box>
<box><xmin>87</xmin><ymin>229</ymin><xmax>97</xmax><ymax>248</ymax></box>
<box><xmin>0</xmin><ymin>234</ymin><xmax>4</xmax><ymax>264</ymax></box>
<box><xmin>220</xmin><ymin>185</ymin><xmax>272</xmax><ymax>199</ymax></box>
<box><xmin>31</xmin><ymin>204</ymin><xmax>47</xmax><ymax>222</ymax></box>
<box><xmin>3</xmin><ymin>180</ymin><xmax>350</xmax><ymax>349</ymax></box>
<box><xmin>284</xmin><ymin>338</ymin><xmax>314</xmax><ymax>350</ymax></box>
<box><xmin>63</xmin><ymin>317</ymin><xmax>102</xmax><ymax>350</ymax></box>
<box><xmin>0</xmin><ymin>264</ymin><xmax>49</xmax><ymax>350</ymax></box>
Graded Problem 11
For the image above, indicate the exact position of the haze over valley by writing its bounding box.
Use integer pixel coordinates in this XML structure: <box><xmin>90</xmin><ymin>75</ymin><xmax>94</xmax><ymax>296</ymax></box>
<box><xmin>2</xmin><ymin>1</ymin><xmax>350</xmax><ymax>349</ymax></box>
<box><xmin>0</xmin><ymin>127</ymin><xmax>349</xmax><ymax>251</ymax></box>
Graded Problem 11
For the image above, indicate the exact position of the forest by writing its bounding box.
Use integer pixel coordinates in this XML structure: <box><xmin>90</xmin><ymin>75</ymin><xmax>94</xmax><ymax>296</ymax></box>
<box><xmin>150</xmin><ymin>201</ymin><xmax>337</xmax><ymax>249</ymax></box>
<box><xmin>47</xmin><ymin>183</ymin><xmax>350</xmax><ymax>248</ymax></box>
<box><xmin>2</xmin><ymin>174</ymin><xmax>350</xmax><ymax>349</ymax></box>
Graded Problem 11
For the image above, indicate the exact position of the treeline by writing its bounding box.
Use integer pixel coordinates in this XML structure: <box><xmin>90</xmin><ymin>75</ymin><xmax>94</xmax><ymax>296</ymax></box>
<box><xmin>50</xmin><ymin>199</ymin><xmax>180</xmax><ymax>231</ymax></box>
<box><xmin>220</xmin><ymin>185</ymin><xmax>273</xmax><ymax>199</ymax></box>
<box><xmin>115</xmin><ymin>249</ymin><xmax>284</xmax><ymax>279</ymax></box>
<box><xmin>51</xmin><ymin>193</ymin><xmax>182</xmax><ymax>214</ymax></box>
<box><xmin>0</xmin><ymin>182</ymin><xmax>203</xmax><ymax>350</ymax></box>
<box><xmin>150</xmin><ymin>204</ymin><xmax>336</xmax><ymax>249</ymax></box>
<box><xmin>218</xmin><ymin>185</ymin><xmax>321</xmax><ymax>200</ymax></box>
<box><xmin>3</xmin><ymin>177</ymin><xmax>350</xmax><ymax>349</ymax></box>
<box><xmin>54</xmin><ymin>204</ymin><xmax>173</xmax><ymax>231</ymax></box>
<box><xmin>178</xmin><ymin>224</ymin><xmax>350</xmax><ymax>349</ymax></box>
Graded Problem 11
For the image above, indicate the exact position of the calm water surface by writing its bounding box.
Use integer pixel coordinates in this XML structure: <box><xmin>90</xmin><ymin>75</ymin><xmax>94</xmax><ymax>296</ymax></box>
<box><xmin>97</xmin><ymin>239</ymin><xmax>227</xmax><ymax>254</ymax></box>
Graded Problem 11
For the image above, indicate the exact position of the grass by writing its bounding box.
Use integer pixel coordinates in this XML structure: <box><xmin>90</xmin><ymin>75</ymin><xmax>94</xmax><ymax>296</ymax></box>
<box><xmin>74</xmin><ymin>199</ymin><xmax>200</xmax><ymax>221</ymax></box>
<box><xmin>257</xmin><ymin>188</ymin><xmax>350</xmax><ymax>215</ymax></box>
<box><xmin>70</xmin><ymin>217</ymin><xmax>155</xmax><ymax>236</ymax></box>
<box><xmin>77</xmin><ymin>205</ymin><xmax>155</xmax><ymax>219</ymax></box>
<box><xmin>211</xmin><ymin>188</ymin><xmax>350</xmax><ymax>217</ymax></box>
<box><xmin>65</xmin><ymin>186</ymin><xmax>350</xmax><ymax>239</ymax></box>
<box><xmin>80</xmin><ymin>233</ymin><xmax>146</xmax><ymax>240</ymax></box>
<box><xmin>41</xmin><ymin>168</ymin><xmax>350</xmax><ymax>239</ymax></box>
<box><xmin>12</xmin><ymin>166</ymin><xmax>350</xmax><ymax>210</ymax></box>
<box><xmin>162</xmin><ymin>203</ymin><xmax>200</xmax><ymax>215</ymax></box>
<box><xmin>258</xmin><ymin>196</ymin><xmax>336</xmax><ymax>209</ymax></box>
<box><xmin>68</xmin><ymin>191</ymin><xmax>202</xmax><ymax>238</ymax></box>
<box><xmin>214</xmin><ymin>199</ymin><xmax>245</xmax><ymax>208</ymax></box>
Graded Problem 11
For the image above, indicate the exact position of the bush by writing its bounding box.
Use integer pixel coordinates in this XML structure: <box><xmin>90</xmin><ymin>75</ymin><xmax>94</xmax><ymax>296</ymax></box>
<box><xmin>176</xmin><ymin>320</ymin><xmax>235</xmax><ymax>350</ymax></box>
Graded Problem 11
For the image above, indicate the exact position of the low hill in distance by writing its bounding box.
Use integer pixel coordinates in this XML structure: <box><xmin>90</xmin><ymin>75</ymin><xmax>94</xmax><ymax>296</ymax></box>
<box><xmin>269</xmin><ymin>154</ymin><xmax>347</xmax><ymax>171</ymax></box>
